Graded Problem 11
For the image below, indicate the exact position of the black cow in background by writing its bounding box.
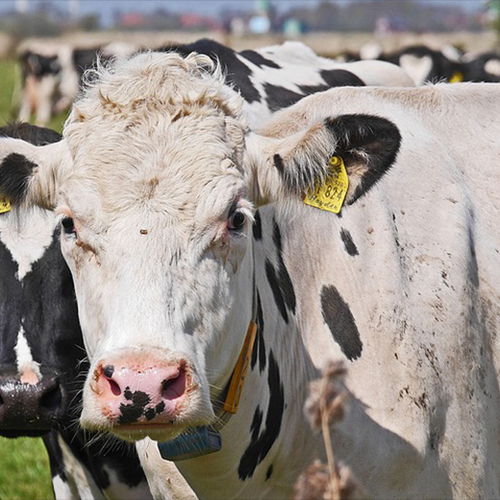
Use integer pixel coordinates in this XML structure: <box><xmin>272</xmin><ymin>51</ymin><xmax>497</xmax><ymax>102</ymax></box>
<box><xmin>383</xmin><ymin>45</ymin><xmax>500</xmax><ymax>85</ymax></box>
<box><xmin>0</xmin><ymin>122</ymin><xmax>154</xmax><ymax>500</ymax></box>
<box><xmin>335</xmin><ymin>42</ymin><xmax>500</xmax><ymax>85</ymax></box>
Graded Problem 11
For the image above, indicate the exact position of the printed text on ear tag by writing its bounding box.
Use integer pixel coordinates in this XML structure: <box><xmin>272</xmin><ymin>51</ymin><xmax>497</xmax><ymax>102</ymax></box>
<box><xmin>303</xmin><ymin>156</ymin><xmax>349</xmax><ymax>214</ymax></box>
<box><xmin>0</xmin><ymin>196</ymin><xmax>10</xmax><ymax>214</ymax></box>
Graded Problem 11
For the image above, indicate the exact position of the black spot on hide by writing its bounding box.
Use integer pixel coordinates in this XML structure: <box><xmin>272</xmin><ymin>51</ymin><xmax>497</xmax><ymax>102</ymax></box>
<box><xmin>297</xmin><ymin>70</ymin><xmax>365</xmax><ymax>97</ymax></box>
<box><xmin>251</xmin><ymin>293</ymin><xmax>266</xmax><ymax>373</ymax></box>
<box><xmin>266</xmin><ymin>464</ymin><xmax>274</xmax><ymax>480</ymax></box>
<box><xmin>319</xmin><ymin>69</ymin><xmax>365</xmax><ymax>88</ymax></box>
<box><xmin>340</xmin><ymin>228</ymin><xmax>359</xmax><ymax>256</ymax></box>
<box><xmin>265</xmin><ymin>260</ymin><xmax>288</xmax><ymax>323</ymax></box>
<box><xmin>321</xmin><ymin>285</ymin><xmax>362</xmax><ymax>361</ymax></box>
<box><xmin>264</xmin><ymin>83</ymin><xmax>304</xmax><ymax>112</ymax></box>
<box><xmin>468</xmin><ymin>224</ymin><xmax>479</xmax><ymax>287</ymax></box>
<box><xmin>272</xmin><ymin>221</ymin><xmax>297</xmax><ymax>314</ymax></box>
<box><xmin>253</xmin><ymin>210</ymin><xmax>263</xmax><ymax>241</ymax></box>
<box><xmin>239</xmin><ymin>50</ymin><xmax>281</xmax><ymax>69</ymax></box>
<box><xmin>265</xmin><ymin>220</ymin><xmax>297</xmax><ymax>324</ymax></box>
<box><xmin>265</xmin><ymin>70</ymin><xmax>364</xmax><ymax>113</ymax></box>
<box><xmin>250</xmin><ymin>407</ymin><xmax>263</xmax><ymax>441</ymax></box>
<box><xmin>19</xmin><ymin>52</ymin><xmax>61</xmax><ymax>79</ymax></box>
<box><xmin>160</xmin><ymin>39</ymin><xmax>262</xmax><ymax>103</ymax></box>
<box><xmin>273</xmin><ymin>154</ymin><xmax>284</xmax><ymax>176</ymax></box>
<box><xmin>47</xmin><ymin>428</ymin><xmax>148</xmax><ymax>491</ymax></box>
<box><xmin>144</xmin><ymin>407</ymin><xmax>156</xmax><ymax>421</ymax></box>
<box><xmin>238</xmin><ymin>350</ymin><xmax>284</xmax><ymax>480</ymax></box>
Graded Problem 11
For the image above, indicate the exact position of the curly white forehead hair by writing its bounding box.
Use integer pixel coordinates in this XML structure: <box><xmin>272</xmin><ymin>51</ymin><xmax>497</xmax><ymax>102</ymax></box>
<box><xmin>66</xmin><ymin>51</ymin><xmax>245</xmax><ymax>126</ymax></box>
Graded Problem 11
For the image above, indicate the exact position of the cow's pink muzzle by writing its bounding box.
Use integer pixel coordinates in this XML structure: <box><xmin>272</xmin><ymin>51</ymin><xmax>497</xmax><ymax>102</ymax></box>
<box><xmin>91</xmin><ymin>356</ymin><xmax>189</xmax><ymax>425</ymax></box>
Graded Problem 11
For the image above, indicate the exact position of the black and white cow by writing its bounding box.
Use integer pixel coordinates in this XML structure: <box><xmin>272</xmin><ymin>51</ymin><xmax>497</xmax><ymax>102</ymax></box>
<box><xmin>159</xmin><ymin>39</ymin><xmax>413</xmax><ymax>126</ymax></box>
<box><xmin>17</xmin><ymin>43</ymin><xmax>137</xmax><ymax>126</ymax></box>
<box><xmin>0</xmin><ymin>123</ymin><xmax>163</xmax><ymax>500</ymax></box>
<box><xmin>2</xmin><ymin>50</ymin><xmax>500</xmax><ymax>499</ymax></box>
<box><xmin>360</xmin><ymin>43</ymin><xmax>500</xmax><ymax>85</ymax></box>
<box><xmin>462</xmin><ymin>51</ymin><xmax>500</xmax><ymax>82</ymax></box>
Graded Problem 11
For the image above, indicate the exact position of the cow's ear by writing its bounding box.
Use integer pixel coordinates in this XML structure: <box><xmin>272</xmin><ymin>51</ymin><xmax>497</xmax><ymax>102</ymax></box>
<box><xmin>0</xmin><ymin>138</ymin><xmax>70</xmax><ymax>209</ymax></box>
<box><xmin>246</xmin><ymin>114</ymin><xmax>401</xmax><ymax>207</ymax></box>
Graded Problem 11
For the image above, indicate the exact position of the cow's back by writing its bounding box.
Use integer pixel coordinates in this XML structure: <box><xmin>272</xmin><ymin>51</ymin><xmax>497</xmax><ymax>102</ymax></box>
<box><xmin>255</xmin><ymin>82</ymin><xmax>500</xmax><ymax>498</ymax></box>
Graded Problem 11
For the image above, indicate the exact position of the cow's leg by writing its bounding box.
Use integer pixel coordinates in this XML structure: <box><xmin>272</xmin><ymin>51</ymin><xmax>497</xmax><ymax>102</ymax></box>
<box><xmin>35</xmin><ymin>75</ymin><xmax>58</xmax><ymax>126</ymax></box>
<box><xmin>18</xmin><ymin>75</ymin><xmax>38</xmax><ymax>123</ymax></box>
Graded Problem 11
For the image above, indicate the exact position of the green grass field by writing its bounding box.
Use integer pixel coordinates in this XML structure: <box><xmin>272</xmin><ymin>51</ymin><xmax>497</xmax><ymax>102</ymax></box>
<box><xmin>0</xmin><ymin>437</ymin><xmax>54</xmax><ymax>500</ymax></box>
<box><xmin>0</xmin><ymin>59</ymin><xmax>66</xmax><ymax>131</ymax></box>
<box><xmin>0</xmin><ymin>58</ymin><xmax>62</xmax><ymax>500</ymax></box>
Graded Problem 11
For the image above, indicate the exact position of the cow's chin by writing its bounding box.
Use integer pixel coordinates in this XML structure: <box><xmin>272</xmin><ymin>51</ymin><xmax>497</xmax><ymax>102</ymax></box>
<box><xmin>110</xmin><ymin>423</ymin><xmax>185</xmax><ymax>442</ymax></box>
<box><xmin>80</xmin><ymin>404</ymin><xmax>215</xmax><ymax>443</ymax></box>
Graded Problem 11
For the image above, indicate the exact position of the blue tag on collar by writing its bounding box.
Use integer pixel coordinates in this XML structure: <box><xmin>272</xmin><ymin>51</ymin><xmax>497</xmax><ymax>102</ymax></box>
<box><xmin>157</xmin><ymin>426</ymin><xmax>222</xmax><ymax>461</ymax></box>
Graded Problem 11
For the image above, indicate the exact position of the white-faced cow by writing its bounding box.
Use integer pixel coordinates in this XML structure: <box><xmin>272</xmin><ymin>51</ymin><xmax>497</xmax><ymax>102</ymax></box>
<box><xmin>3</xmin><ymin>53</ymin><xmax>497</xmax><ymax>499</ymax></box>
<box><xmin>0</xmin><ymin>123</ymin><xmax>165</xmax><ymax>500</ymax></box>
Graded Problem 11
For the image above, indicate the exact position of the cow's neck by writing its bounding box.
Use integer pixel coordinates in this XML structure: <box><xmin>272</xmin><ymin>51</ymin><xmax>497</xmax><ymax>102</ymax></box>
<box><xmin>174</xmin><ymin>210</ymin><xmax>322</xmax><ymax>499</ymax></box>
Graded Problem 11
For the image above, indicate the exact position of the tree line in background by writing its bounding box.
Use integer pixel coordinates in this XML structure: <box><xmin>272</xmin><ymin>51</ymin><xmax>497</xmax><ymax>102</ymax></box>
<box><xmin>0</xmin><ymin>0</ymin><xmax>488</xmax><ymax>40</ymax></box>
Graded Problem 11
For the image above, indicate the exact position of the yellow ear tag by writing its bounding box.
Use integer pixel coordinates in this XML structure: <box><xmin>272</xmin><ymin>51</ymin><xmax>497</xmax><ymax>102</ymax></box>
<box><xmin>0</xmin><ymin>196</ymin><xmax>10</xmax><ymax>214</ymax></box>
<box><xmin>303</xmin><ymin>156</ymin><xmax>349</xmax><ymax>214</ymax></box>
<box><xmin>449</xmin><ymin>71</ymin><xmax>463</xmax><ymax>83</ymax></box>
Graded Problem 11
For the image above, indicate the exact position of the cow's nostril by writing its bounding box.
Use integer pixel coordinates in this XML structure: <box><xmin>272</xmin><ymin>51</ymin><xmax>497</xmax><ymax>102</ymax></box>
<box><xmin>40</xmin><ymin>382</ymin><xmax>62</xmax><ymax>411</ymax></box>
<box><xmin>0</xmin><ymin>393</ymin><xmax>3</xmax><ymax>406</ymax></box>
<box><xmin>161</xmin><ymin>370</ymin><xmax>186</xmax><ymax>400</ymax></box>
<box><xmin>107</xmin><ymin>378</ymin><xmax>121</xmax><ymax>396</ymax></box>
<box><xmin>103</xmin><ymin>364</ymin><xmax>115</xmax><ymax>378</ymax></box>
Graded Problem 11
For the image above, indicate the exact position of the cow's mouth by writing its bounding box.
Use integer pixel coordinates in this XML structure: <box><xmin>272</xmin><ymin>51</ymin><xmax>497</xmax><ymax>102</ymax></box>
<box><xmin>111</xmin><ymin>422</ymin><xmax>185</xmax><ymax>442</ymax></box>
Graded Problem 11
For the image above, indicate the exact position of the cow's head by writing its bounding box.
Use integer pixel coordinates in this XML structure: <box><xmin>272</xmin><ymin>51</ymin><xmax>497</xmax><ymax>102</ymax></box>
<box><xmin>0</xmin><ymin>123</ymin><xmax>85</xmax><ymax>437</ymax></box>
<box><xmin>0</xmin><ymin>53</ymin><xmax>400</xmax><ymax>442</ymax></box>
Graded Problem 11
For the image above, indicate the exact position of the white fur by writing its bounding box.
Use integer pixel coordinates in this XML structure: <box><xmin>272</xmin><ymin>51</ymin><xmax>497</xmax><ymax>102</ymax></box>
<box><xmin>0</xmin><ymin>206</ymin><xmax>55</xmax><ymax>280</ymax></box>
<box><xmin>399</xmin><ymin>53</ymin><xmax>434</xmax><ymax>85</ymax></box>
<box><xmin>52</xmin><ymin>475</ymin><xmax>75</xmax><ymax>500</ymax></box>
<box><xmin>14</xmin><ymin>325</ymin><xmax>42</xmax><ymax>383</ymax></box>
<box><xmin>485</xmin><ymin>58</ymin><xmax>500</xmax><ymax>77</ymax></box>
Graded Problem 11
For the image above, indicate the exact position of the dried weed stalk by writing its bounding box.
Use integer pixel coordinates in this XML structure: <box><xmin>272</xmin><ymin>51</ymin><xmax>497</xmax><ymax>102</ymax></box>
<box><xmin>294</xmin><ymin>360</ymin><xmax>365</xmax><ymax>500</ymax></box>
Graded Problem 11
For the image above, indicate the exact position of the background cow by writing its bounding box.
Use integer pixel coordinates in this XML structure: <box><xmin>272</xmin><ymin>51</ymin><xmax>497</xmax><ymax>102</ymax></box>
<box><xmin>0</xmin><ymin>123</ymin><xmax>162</xmax><ymax>500</ymax></box>
<box><xmin>17</xmin><ymin>42</ymin><xmax>137</xmax><ymax>125</ymax></box>
<box><xmin>159</xmin><ymin>38</ymin><xmax>413</xmax><ymax>126</ymax></box>
<box><xmin>341</xmin><ymin>42</ymin><xmax>500</xmax><ymax>85</ymax></box>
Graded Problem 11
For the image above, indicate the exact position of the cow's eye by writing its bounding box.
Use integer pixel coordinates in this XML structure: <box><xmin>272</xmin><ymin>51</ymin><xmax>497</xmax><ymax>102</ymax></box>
<box><xmin>61</xmin><ymin>217</ymin><xmax>76</xmax><ymax>236</ymax></box>
<box><xmin>228</xmin><ymin>210</ymin><xmax>246</xmax><ymax>231</ymax></box>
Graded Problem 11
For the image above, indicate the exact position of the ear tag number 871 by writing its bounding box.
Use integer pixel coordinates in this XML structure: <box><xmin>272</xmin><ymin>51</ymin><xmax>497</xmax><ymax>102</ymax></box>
<box><xmin>304</xmin><ymin>156</ymin><xmax>349</xmax><ymax>214</ymax></box>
